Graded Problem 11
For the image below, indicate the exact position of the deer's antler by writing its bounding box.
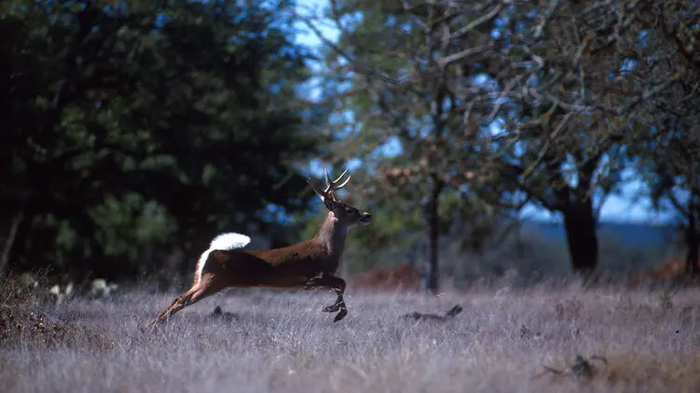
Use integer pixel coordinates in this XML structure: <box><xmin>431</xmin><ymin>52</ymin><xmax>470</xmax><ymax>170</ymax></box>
<box><xmin>323</xmin><ymin>168</ymin><xmax>351</xmax><ymax>200</ymax></box>
<box><xmin>310</xmin><ymin>168</ymin><xmax>351</xmax><ymax>202</ymax></box>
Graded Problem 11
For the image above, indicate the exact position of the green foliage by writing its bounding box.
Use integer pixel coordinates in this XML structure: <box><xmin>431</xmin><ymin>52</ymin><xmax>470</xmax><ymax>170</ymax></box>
<box><xmin>0</xmin><ymin>0</ymin><xmax>322</xmax><ymax>280</ymax></box>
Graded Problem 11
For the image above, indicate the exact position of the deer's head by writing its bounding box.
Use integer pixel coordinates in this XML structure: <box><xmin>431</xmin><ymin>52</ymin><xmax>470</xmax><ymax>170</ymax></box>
<box><xmin>309</xmin><ymin>168</ymin><xmax>372</xmax><ymax>228</ymax></box>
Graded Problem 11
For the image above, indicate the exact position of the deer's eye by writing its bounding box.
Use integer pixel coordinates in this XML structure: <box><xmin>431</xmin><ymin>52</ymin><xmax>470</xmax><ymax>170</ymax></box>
<box><xmin>345</xmin><ymin>208</ymin><xmax>353</xmax><ymax>214</ymax></box>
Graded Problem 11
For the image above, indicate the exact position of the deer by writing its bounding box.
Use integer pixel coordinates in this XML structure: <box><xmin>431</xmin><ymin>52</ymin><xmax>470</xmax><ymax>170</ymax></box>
<box><xmin>144</xmin><ymin>168</ymin><xmax>371</xmax><ymax>329</ymax></box>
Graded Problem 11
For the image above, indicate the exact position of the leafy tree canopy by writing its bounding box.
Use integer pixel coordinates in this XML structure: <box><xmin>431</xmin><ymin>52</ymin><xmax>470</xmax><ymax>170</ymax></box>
<box><xmin>0</xmin><ymin>0</ymin><xmax>326</xmax><ymax>281</ymax></box>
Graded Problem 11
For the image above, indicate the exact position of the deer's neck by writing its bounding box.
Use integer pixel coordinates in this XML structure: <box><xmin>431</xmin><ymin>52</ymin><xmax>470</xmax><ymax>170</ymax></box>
<box><xmin>314</xmin><ymin>212</ymin><xmax>347</xmax><ymax>258</ymax></box>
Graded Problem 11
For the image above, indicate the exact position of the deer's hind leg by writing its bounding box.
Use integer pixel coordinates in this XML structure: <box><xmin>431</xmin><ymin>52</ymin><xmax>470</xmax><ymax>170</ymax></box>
<box><xmin>304</xmin><ymin>274</ymin><xmax>348</xmax><ymax>322</ymax></box>
<box><xmin>144</xmin><ymin>275</ymin><xmax>224</xmax><ymax>330</ymax></box>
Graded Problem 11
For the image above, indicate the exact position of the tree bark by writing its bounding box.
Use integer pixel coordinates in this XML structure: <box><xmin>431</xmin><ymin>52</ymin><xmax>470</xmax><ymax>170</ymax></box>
<box><xmin>684</xmin><ymin>204</ymin><xmax>699</xmax><ymax>276</ymax></box>
<box><xmin>423</xmin><ymin>175</ymin><xmax>443</xmax><ymax>294</ymax></box>
<box><xmin>561</xmin><ymin>199</ymin><xmax>598</xmax><ymax>274</ymax></box>
<box><xmin>0</xmin><ymin>208</ymin><xmax>25</xmax><ymax>277</ymax></box>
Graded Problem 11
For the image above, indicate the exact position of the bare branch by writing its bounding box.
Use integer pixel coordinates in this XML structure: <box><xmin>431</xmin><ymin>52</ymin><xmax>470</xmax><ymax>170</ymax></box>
<box><xmin>615</xmin><ymin>72</ymin><xmax>686</xmax><ymax>116</ymax></box>
<box><xmin>667</xmin><ymin>188</ymin><xmax>690</xmax><ymax>216</ymax></box>
<box><xmin>437</xmin><ymin>44</ymin><xmax>493</xmax><ymax>69</ymax></box>
<box><xmin>294</xmin><ymin>12</ymin><xmax>355</xmax><ymax>64</ymax></box>
<box><xmin>524</xmin><ymin>70</ymin><xmax>682</xmax><ymax>117</ymax></box>
<box><xmin>532</xmin><ymin>0</ymin><xmax>563</xmax><ymax>41</ymax></box>
<box><xmin>521</xmin><ymin>111</ymin><xmax>575</xmax><ymax>182</ymax></box>
<box><xmin>483</xmin><ymin>74</ymin><xmax>526</xmax><ymax>125</ymax></box>
<box><xmin>444</xmin><ymin>2</ymin><xmax>503</xmax><ymax>42</ymax></box>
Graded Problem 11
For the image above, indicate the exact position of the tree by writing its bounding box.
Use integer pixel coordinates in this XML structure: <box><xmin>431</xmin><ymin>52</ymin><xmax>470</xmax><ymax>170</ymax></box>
<box><xmin>298</xmin><ymin>0</ymin><xmax>506</xmax><ymax>293</ymax></box>
<box><xmin>628</xmin><ymin>0</ymin><xmax>700</xmax><ymax>275</ymax></box>
<box><xmin>640</xmin><ymin>129</ymin><xmax>700</xmax><ymax>275</ymax></box>
<box><xmin>468</xmin><ymin>0</ymin><xmax>693</xmax><ymax>274</ymax></box>
<box><xmin>0</xmin><ymin>0</ymin><xmax>323</xmax><ymax>281</ymax></box>
<box><xmin>300</xmin><ymin>0</ymin><xmax>695</xmax><ymax>280</ymax></box>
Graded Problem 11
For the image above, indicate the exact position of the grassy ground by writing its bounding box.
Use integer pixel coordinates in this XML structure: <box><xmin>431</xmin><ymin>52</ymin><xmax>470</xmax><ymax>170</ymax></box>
<box><xmin>2</xmin><ymin>283</ymin><xmax>700</xmax><ymax>393</ymax></box>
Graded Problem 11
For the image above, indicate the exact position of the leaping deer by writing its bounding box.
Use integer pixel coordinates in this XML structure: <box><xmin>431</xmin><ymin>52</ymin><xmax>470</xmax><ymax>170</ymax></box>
<box><xmin>144</xmin><ymin>168</ymin><xmax>371</xmax><ymax>329</ymax></box>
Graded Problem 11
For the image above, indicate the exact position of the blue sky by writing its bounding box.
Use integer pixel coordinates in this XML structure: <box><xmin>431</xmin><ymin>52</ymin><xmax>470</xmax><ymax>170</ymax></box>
<box><xmin>293</xmin><ymin>0</ymin><xmax>674</xmax><ymax>224</ymax></box>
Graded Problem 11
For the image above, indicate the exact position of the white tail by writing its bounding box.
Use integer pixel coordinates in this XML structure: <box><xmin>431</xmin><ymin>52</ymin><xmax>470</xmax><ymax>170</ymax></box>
<box><xmin>195</xmin><ymin>232</ymin><xmax>251</xmax><ymax>285</ymax></box>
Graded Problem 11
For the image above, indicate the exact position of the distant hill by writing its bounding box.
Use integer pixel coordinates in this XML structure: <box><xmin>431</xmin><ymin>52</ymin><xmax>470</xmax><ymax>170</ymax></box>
<box><xmin>522</xmin><ymin>220</ymin><xmax>679</xmax><ymax>247</ymax></box>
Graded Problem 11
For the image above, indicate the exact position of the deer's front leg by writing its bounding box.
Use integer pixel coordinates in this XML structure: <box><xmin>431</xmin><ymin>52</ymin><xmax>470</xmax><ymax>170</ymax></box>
<box><xmin>304</xmin><ymin>274</ymin><xmax>348</xmax><ymax>322</ymax></box>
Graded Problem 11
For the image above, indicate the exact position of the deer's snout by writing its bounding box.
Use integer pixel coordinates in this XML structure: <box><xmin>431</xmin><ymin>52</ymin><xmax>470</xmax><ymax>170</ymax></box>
<box><xmin>359</xmin><ymin>212</ymin><xmax>372</xmax><ymax>225</ymax></box>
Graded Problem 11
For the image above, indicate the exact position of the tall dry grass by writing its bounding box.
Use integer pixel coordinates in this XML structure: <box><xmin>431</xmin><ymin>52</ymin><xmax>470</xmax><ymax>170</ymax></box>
<box><xmin>2</xmin><ymin>282</ymin><xmax>700</xmax><ymax>393</ymax></box>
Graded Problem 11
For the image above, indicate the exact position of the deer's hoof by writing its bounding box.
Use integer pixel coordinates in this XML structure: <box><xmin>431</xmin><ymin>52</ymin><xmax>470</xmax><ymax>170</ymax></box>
<box><xmin>333</xmin><ymin>308</ymin><xmax>348</xmax><ymax>323</ymax></box>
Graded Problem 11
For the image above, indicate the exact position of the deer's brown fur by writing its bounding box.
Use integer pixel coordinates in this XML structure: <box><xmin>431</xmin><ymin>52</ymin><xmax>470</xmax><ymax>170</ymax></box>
<box><xmin>144</xmin><ymin>169</ymin><xmax>370</xmax><ymax>329</ymax></box>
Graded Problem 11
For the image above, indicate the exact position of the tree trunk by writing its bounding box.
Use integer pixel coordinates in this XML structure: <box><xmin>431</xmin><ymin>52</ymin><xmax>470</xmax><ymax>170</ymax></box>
<box><xmin>0</xmin><ymin>208</ymin><xmax>26</xmax><ymax>277</ymax></box>
<box><xmin>684</xmin><ymin>207</ymin><xmax>699</xmax><ymax>276</ymax></box>
<box><xmin>422</xmin><ymin>176</ymin><xmax>443</xmax><ymax>294</ymax></box>
<box><xmin>561</xmin><ymin>199</ymin><xmax>598</xmax><ymax>274</ymax></box>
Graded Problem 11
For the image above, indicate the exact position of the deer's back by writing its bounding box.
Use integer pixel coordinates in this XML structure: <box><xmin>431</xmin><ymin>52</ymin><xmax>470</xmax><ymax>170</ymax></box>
<box><xmin>202</xmin><ymin>240</ymin><xmax>338</xmax><ymax>287</ymax></box>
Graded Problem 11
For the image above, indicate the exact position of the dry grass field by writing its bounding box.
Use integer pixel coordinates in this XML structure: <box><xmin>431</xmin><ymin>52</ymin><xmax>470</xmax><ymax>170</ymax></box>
<box><xmin>2</xmin><ymin>282</ymin><xmax>700</xmax><ymax>393</ymax></box>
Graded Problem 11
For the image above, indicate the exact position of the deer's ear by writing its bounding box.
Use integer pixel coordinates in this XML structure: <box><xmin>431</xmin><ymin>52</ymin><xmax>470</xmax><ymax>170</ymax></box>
<box><xmin>311</xmin><ymin>185</ymin><xmax>327</xmax><ymax>203</ymax></box>
<box><xmin>308</xmin><ymin>178</ymin><xmax>326</xmax><ymax>203</ymax></box>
